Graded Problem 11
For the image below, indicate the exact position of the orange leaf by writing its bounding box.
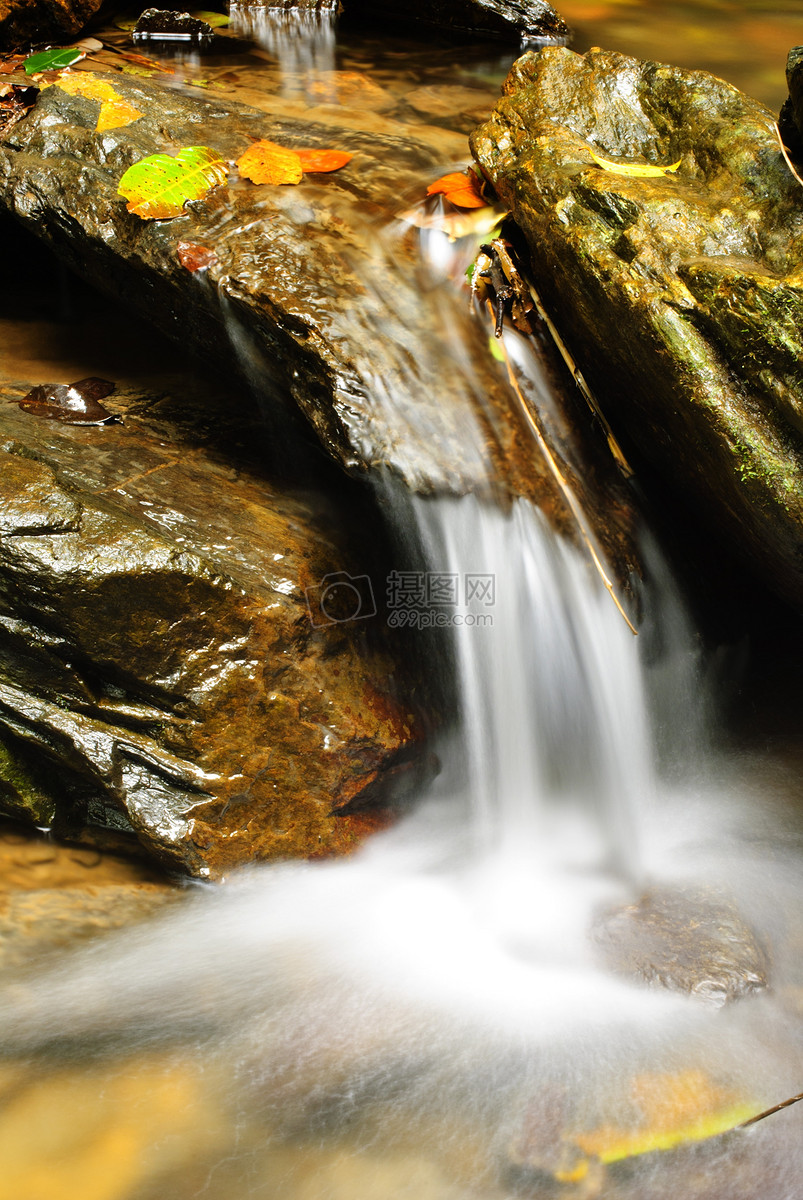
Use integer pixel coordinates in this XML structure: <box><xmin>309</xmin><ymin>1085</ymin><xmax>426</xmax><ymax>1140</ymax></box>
<box><xmin>237</xmin><ymin>139</ymin><xmax>303</xmax><ymax>185</ymax></box>
<box><xmin>427</xmin><ymin>170</ymin><xmax>486</xmax><ymax>209</ymax></box>
<box><xmin>295</xmin><ymin>149</ymin><xmax>352</xmax><ymax>173</ymax></box>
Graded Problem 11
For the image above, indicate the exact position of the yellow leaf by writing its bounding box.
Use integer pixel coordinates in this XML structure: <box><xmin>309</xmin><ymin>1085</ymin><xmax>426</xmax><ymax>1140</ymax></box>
<box><xmin>53</xmin><ymin>71</ymin><xmax>142</xmax><ymax>131</ymax></box>
<box><xmin>96</xmin><ymin>96</ymin><xmax>142</xmax><ymax>131</ymax></box>
<box><xmin>237</xmin><ymin>139</ymin><xmax>303</xmax><ymax>185</ymax></box>
<box><xmin>570</xmin><ymin>1070</ymin><xmax>756</xmax><ymax>1167</ymax></box>
<box><xmin>589</xmin><ymin>149</ymin><xmax>682</xmax><ymax>176</ymax></box>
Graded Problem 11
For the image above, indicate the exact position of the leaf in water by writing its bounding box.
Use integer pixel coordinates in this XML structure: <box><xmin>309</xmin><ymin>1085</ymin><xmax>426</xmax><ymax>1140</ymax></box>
<box><xmin>51</xmin><ymin>72</ymin><xmax>142</xmax><ymax>131</ymax></box>
<box><xmin>24</xmin><ymin>47</ymin><xmax>82</xmax><ymax>74</ymax></box>
<box><xmin>177</xmin><ymin>240</ymin><xmax>218</xmax><ymax>271</ymax></box>
<box><xmin>118</xmin><ymin>146</ymin><xmax>229</xmax><ymax>220</ymax></box>
<box><xmin>589</xmin><ymin>149</ymin><xmax>682</xmax><ymax>176</ymax></box>
<box><xmin>566</xmin><ymin>1070</ymin><xmax>756</xmax><ymax>1176</ymax></box>
<box><xmin>237</xmin><ymin>139</ymin><xmax>302</xmax><ymax>185</ymax></box>
<box><xmin>426</xmin><ymin>169</ymin><xmax>487</xmax><ymax>208</ymax></box>
<box><xmin>119</xmin><ymin>64</ymin><xmax>155</xmax><ymax>78</ymax></box>
<box><xmin>19</xmin><ymin>377</ymin><xmax>118</xmax><ymax>425</ymax></box>
<box><xmin>295</xmin><ymin>148</ymin><xmax>352</xmax><ymax>173</ymax></box>
<box><xmin>191</xmin><ymin>10</ymin><xmax>230</xmax><ymax>26</ymax></box>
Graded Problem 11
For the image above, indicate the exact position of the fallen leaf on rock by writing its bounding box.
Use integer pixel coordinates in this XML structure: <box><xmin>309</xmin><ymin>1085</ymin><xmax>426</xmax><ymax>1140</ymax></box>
<box><xmin>118</xmin><ymin>146</ymin><xmax>228</xmax><ymax>219</ymax></box>
<box><xmin>237</xmin><ymin>139</ymin><xmax>302</xmax><ymax>185</ymax></box>
<box><xmin>589</xmin><ymin>149</ymin><xmax>682</xmax><ymax>176</ymax></box>
<box><xmin>295</xmin><ymin>148</ymin><xmax>352</xmax><ymax>173</ymax></box>
<box><xmin>50</xmin><ymin>71</ymin><xmax>142</xmax><ymax>131</ymax></box>
<box><xmin>177</xmin><ymin>240</ymin><xmax>218</xmax><ymax>271</ymax></box>
<box><xmin>19</xmin><ymin>378</ymin><xmax>118</xmax><ymax>424</ymax></box>
<box><xmin>24</xmin><ymin>47</ymin><xmax>83</xmax><ymax>74</ymax></box>
<box><xmin>427</xmin><ymin>169</ymin><xmax>487</xmax><ymax>208</ymax></box>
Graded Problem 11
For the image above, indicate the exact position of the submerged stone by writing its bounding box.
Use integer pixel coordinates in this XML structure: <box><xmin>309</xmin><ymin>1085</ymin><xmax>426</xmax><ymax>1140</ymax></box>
<box><xmin>471</xmin><ymin>47</ymin><xmax>803</xmax><ymax>611</ymax></box>
<box><xmin>593</xmin><ymin>889</ymin><xmax>769</xmax><ymax>1006</ymax></box>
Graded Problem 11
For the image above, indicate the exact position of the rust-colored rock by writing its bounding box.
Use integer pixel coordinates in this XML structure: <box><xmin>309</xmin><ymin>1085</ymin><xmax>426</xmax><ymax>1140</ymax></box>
<box><xmin>0</xmin><ymin>380</ymin><xmax>419</xmax><ymax>877</ymax></box>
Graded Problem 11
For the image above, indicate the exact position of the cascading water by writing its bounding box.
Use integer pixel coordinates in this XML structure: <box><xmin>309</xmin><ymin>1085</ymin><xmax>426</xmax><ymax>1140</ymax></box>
<box><xmin>5</xmin><ymin>22</ymin><xmax>803</xmax><ymax>1200</ymax></box>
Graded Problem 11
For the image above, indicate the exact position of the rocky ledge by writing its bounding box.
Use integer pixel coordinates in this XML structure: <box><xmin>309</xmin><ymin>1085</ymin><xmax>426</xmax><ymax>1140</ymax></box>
<box><xmin>0</xmin><ymin>377</ymin><xmax>419</xmax><ymax>877</ymax></box>
<box><xmin>471</xmin><ymin>47</ymin><xmax>803</xmax><ymax>611</ymax></box>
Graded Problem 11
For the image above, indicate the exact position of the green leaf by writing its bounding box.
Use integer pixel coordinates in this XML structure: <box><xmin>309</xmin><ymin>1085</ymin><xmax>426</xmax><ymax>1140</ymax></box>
<box><xmin>190</xmin><ymin>10</ymin><xmax>229</xmax><ymax>25</ymax></box>
<box><xmin>24</xmin><ymin>47</ymin><xmax>82</xmax><ymax>74</ymax></box>
<box><xmin>118</xmin><ymin>146</ymin><xmax>228</xmax><ymax>221</ymax></box>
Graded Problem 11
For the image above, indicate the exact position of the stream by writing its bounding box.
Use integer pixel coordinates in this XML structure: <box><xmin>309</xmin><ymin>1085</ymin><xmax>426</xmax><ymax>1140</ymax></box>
<box><xmin>2</xmin><ymin>3</ymin><xmax>803</xmax><ymax>1198</ymax></box>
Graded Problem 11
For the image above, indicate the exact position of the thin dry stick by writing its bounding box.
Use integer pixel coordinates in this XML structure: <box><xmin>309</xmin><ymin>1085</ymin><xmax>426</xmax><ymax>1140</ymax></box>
<box><xmin>491</xmin><ymin>304</ymin><xmax>638</xmax><ymax>636</ymax></box>
<box><xmin>737</xmin><ymin>1091</ymin><xmax>803</xmax><ymax>1130</ymax></box>
<box><xmin>774</xmin><ymin>122</ymin><xmax>803</xmax><ymax>188</ymax></box>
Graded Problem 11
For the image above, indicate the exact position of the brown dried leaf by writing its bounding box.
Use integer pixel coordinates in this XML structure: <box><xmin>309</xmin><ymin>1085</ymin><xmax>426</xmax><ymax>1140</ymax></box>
<box><xmin>19</xmin><ymin>378</ymin><xmax>118</xmax><ymax>425</ymax></box>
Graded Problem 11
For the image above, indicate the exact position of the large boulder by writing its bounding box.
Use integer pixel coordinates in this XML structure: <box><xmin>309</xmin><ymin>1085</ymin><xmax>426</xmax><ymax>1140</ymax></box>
<box><xmin>0</xmin><ymin>378</ymin><xmax>419</xmax><ymax>878</ymax></box>
<box><xmin>342</xmin><ymin>0</ymin><xmax>571</xmax><ymax>44</ymax></box>
<box><xmin>0</xmin><ymin>68</ymin><xmax>646</xmax><ymax>603</ymax></box>
<box><xmin>470</xmin><ymin>47</ymin><xmax>803</xmax><ymax>611</ymax></box>
<box><xmin>0</xmin><ymin>0</ymin><xmax>102</xmax><ymax>49</ymax></box>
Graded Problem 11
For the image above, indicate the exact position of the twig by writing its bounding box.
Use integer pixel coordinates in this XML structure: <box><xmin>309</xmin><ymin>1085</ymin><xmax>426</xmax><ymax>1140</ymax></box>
<box><xmin>774</xmin><ymin>122</ymin><xmax>803</xmax><ymax>188</ymax></box>
<box><xmin>737</xmin><ymin>1090</ymin><xmax>803</xmax><ymax>1129</ymax></box>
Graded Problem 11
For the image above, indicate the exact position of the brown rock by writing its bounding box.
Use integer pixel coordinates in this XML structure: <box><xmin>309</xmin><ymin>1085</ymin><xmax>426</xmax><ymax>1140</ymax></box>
<box><xmin>471</xmin><ymin>47</ymin><xmax>803</xmax><ymax>611</ymax></box>
<box><xmin>0</xmin><ymin>0</ymin><xmax>103</xmax><ymax>49</ymax></box>
<box><xmin>0</xmin><ymin>380</ymin><xmax>420</xmax><ymax>877</ymax></box>
<box><xmin>593</xmin><ymin>888</ymin><xmax>769</xmax><ymax>1006</ymax></box>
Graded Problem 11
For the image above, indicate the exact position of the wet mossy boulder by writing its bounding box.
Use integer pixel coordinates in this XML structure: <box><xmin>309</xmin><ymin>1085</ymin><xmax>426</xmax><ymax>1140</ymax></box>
<box><xmin>471</xmin><ymin>47</ymin><xmax>803</xmax><ymax>611</ymax></box>
<box><xmin>0</xmin><ymin>381</ymin><xmax>419</xmax><ymax>878</ymax></box>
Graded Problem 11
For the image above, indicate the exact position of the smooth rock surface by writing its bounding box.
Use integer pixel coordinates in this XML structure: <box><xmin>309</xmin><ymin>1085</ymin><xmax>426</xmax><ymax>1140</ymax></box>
<box><xmin>471</xmin><ymin>47</ymin><xmax>803</xmax><ymax>610</ymax></box>
<box><xmin>0</xmin><ymin>379</ymin><xmax>418</xmax><ymax>877</ymax></box>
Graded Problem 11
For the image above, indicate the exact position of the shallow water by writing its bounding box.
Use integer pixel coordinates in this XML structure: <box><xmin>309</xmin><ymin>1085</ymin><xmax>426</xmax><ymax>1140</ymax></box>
<box><xmin>2</xmin><ymin>4</ymin><xmax>803</xmax><ymax>1198</ymax></box>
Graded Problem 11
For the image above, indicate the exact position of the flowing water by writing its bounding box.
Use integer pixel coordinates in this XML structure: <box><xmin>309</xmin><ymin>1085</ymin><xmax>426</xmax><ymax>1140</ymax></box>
<box><xmin>2</xmin><ymin>4</ymin><xmax>803</xmax><ymax>1198</ymax></box>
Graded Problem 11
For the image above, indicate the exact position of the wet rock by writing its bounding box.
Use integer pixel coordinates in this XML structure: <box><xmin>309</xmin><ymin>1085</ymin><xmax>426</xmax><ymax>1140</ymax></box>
<box><xmin>779</xmin><ymin>45</ymin><xmax>803</xmax><ymax>159</ymax></box>
<box><xmin>0</xmin><ymin>380</ymin><xmax>418</xmax><ymax>877</ymax></box>
<box><xmin>0</xmin><ymin>75</ymin><xmax>505</xmax><ymax>495</ymax></box>
<box><xmin>471</xmin><ymin>47</ymin><xmax>803</xmax><ymax>611</ymax></box>
<box><xmin>0</xmin><ymin>0</ymin><xmax>102</xmax><ymax>49</ymax></box>
<box><xmin>133</xmin><ymin>8</ymin><xmax>216</xmax><ymax>48</ymax></box>
<box><xmin>593</xmin><ymin>889</ymin><xmax>769</xmax><ymax>1006</ymax></box>
<box><xmin>0</xmin><ymin>67</ymin><xmax>643</xmax><ymax>592</ymax></box>
<box><xmin>343</xmin><ymin>0</ymin><xmax>571</xmax><ymax>45</ymax></box>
